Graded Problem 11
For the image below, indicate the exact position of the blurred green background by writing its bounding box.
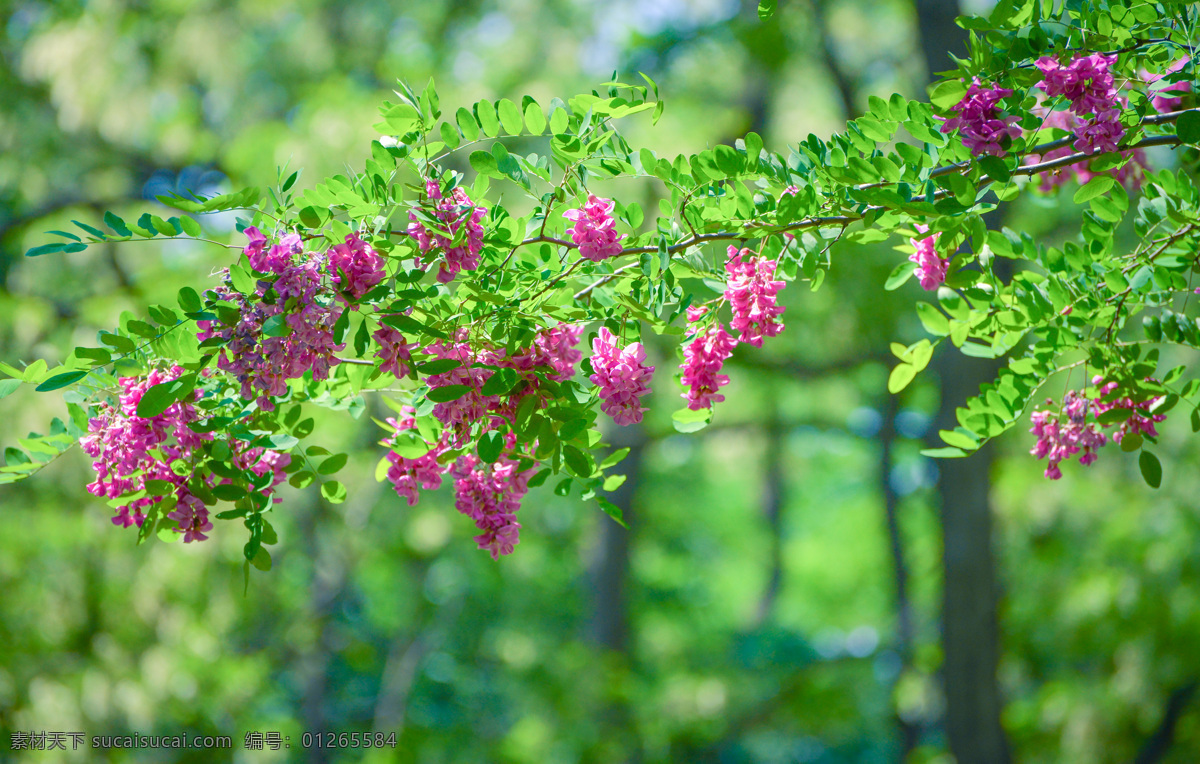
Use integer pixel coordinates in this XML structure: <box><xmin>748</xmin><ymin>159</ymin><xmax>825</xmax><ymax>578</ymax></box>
<box><xmin>3</xmin><ymin>1</ymin><xmax>1200</xmax><ymax>762</ymax></box>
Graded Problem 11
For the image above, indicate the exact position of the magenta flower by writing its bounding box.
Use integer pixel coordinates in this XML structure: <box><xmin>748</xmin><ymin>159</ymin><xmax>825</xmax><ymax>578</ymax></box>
<box><xmin>373</xmin><ymin>325</ymin><xmax>415</xmax><ymax>378</ymax></box>
<box><xmin>564</xmin><ymin>194</ymin><xmax>626</xmax><ymax>262</ymax></box>
<box><xmin>724</xmin><ymin>246</ymin><xmax>786</xmax><ymax>347</ymax></box>
<box><xmin>939</xmin><ymin>79</ymin><xmax>1021</xmax><ymax>157</ymax></box>
<box><xmin>451</xmin><ymin>433</ymin><xmax>535</xmax><ymax>560</ymax></box>
<box><xmin>590</xmin><ymin>327</ymin><xmax>654</xmax><ymax>426</ymax></box>
<box><xmin>407</xmin><ymin>178</ymin><xmax>487</xmax><ymax>283</ymax></box>
<box><xmin>680</xmin><ymin>323</ymin><xmax>737</xmax><ymax>410</ymax></box>
<box><xmin>328</xmin><ymin>233</ymin><xmax>385</xmax><ymax>300</ymax></box>
<box><xmin>909</xmin><ymin>225</ymin><xmax>948</xmax><ymax>291</ymax></box>
<box><xmin>383</xmin><ymin>410</ymin><xmax>451</xmax><ymax>506</ymax></box>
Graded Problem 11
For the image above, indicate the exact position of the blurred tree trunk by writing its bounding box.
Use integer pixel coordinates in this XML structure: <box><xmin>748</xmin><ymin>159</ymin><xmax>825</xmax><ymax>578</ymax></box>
<box><xmin>912</xmin><ymin>1</ymin><xmax>1012</xmax><ymax>762</ymax></box>
<box><xmin>587</xmin><ymin>423</ymin><xmax>644</xmax><ymax>653</ymax></box>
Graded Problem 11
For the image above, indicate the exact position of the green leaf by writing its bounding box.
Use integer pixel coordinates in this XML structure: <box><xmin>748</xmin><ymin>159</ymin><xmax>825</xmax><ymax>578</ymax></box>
<box><xmin>1139</xmin><ymin>450</ymin><xmax>1162</xmax><ymax>488</ymax></box>
<box><xmin>1176</xmin><ymin>109</ymin><xmax>1200</xmax><ymax>145</ymax></box>
<box><xmin>757</xmin><ymin>0</ymin><xmax>776</xmax><ymax>20</ymax></box>
<box><xmin>177</xmin><ymin>286</ymin><xmax>202</xmax><ymax>313</ymax></box>
<box><xmin>920</xmin><ymin>447</ymin><xmax>969</xmax><ymax>458</ymax></box>
<box><xmin>469</xmin><ymin>150</ymin><xmax>499</xmax><ymax>177</ymax></box>
<box><xmin>563</xmin><ymin>445</ymin><xmax>592</xmax><ymax>477</ymax></box>
<box><xmin>478</xmin><ymin>431</ymin><xmax>504</xmax><ymax>463</ymax></box>
<box><xmin>178</xmin><ymin>215</ymin><xmax>202</xmax><ymax>237</ymax></box>
<box><xmin>476</xmin><ymin>101</ymin><xmax>500</xmax><ymax>137</ymax></box>
<box><xmin>524</xmin><ymin>101</ymin><xmax>546</xmax><ymax>135</ymax></box>
<box><xmin>250</xmin><ymin>547</ymin><xmax>272</xmax><ymax>571</ymax></box>
<box><xmin>25</xmin><ymin>243</ymin><xmax>68</xmax><ymax>258</ymax></box>
<box><xmin>884</xmin><ymin>261</ymin><xmax>915</xmax><ymax>290</ymax></box>
<box><xmin>597</xmin><ymin>497</ymin><xmax>627</xmax><ymax>527</ymax></box>
<box><xmin>497</xmin><ymin>98</ymin><xmax>523</xmax><ymax>135</ymax></box>
<box><xmin>321</xmin><ymin>480</ymin><xmax>348</xmax><ymax>503</ymax></box>
<box><xmin>100</xmin><ymin>332</ymin><xmax>136</xmax><ymax>353</ymax></box>
<box><xmin>427</xmin><ymin>384</ymin><xmax>472</xmax><ymax>402</ymax></box>
<box><xmin>888</xmin><ymin>363</ymin><xmax>917</xmax><ymax>393</ymax></box>
<box><xmin>35</xmin><ymin>370</ymin><xmax>88</xmax><ymax>392</ymax></box>
<box><xmin>229</xmin><ymin>258</ymin><xmax>255</xmax><ymax>293</ymax></box>
<box><xmin>0</xmin><ymin>379</ymin><xmax>21</xmax><ymax>400</ymax></box>
<box><xmin>671</xmin><ymin>407</ymin><xmax>712</xmax><ymax>433</ymax></box>
<box><xmin>1073</xmin><ymin>175</ymin><xmax>1115</xmax><ymax>203</ymax></box>
<box><xmin>456</xmin><ymin>107</ymin><xmax>480</xmax><ymax>141</ymax></box>
<box><xmin>135</xmin><ymin>374</ymin><xmax>196</xmax><ymax>418</ymax></box>
<box><xmin>318</xmin><ymin>453</ymin><xmax>348</xmax><ymax>475</ymax></box>
<box><xmin>929</xmin><ymin>79</ymin><xmax>968</xmax><ymax>109</ymax></box>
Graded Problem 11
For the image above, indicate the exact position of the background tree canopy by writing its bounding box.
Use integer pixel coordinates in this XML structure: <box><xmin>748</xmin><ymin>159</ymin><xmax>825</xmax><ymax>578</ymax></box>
<box><xmin>3</xmin><ymin>1</ymin><xmax>1200</xmax><ymax>763</ymax></box>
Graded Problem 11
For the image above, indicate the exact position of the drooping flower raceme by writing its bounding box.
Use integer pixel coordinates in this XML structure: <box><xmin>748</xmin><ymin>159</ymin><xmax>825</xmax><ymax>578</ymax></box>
<box><xmin>724</xmin><ymin>246</ymin><xmax>786</xmax><ymax>347</ymax></box>
<box><xmin>198</xmin><ymin>247</ymin><xmax>344</xmax><ymax>411</ymax></box>
<box><xmin>909</xmin><ymin>225</ymin><xmax>947</xmax><ymax>291</ymax></box>
<box><xmin>590</xmin><ymin>327</ymin><xmax>654</xmax><ymax>426</ymax></box>
<box><xmin>939</xmin><ymin>79</ymin><xmax>1021</xmax><ymax>157</ymax></box>
<box><xmin>1025</xmin><ymin>106</ymin><xmax>1146</xmax><ymax>191</ymax></box>
<box><xmin>1030</xmin><ymin>391</ymin><xmax>1107</xmax><ymax>479</ymax></box>
<box><xmin>1036</xmin><ymin>53</ymin><xmax>1126</xmax><ymax>154</ymax></box>
<box><xmin>80</xmin><ymin>366</ymin><xmax>291</xmax><ymax>541</ymax></box>
<box><xmin>1029</xmin><ymin>377</ymin><xmax>1166</xmax><ymax>479</ymax></box>
<box><xmin>451</xmin><ymin>433</ymin><xmax>536</xmax><ymax>560</ymax></box>
<box><xmin>327</xmin><ymin>232</ymin><xmax>385</xmax><ymax>301</ymax></box>
<box><xmin>407</xmin><ymin>178</ymin><xmax>488</xmax><ymax>283</ymax></box>
<box><xmin>564</xmin><ymin>194</ymin><xmax>626</xmax><ymax>262</ymax></box>
<box><xmin>383</xmin><ymin>409</ymin><xmax>451</xmax><ymax>507</ymax></box>
<box><xmin>244</xmin><ymin>227</ymin><xmax>302</xmax><ymax>274</ymax></box>
<box><xmin>373</xmin><ymin>325</ymin><xmax>415</xmax><ymax>378</ymax></box>
<box><xmin>680</xmin><ymin>323</ymin><xmax>737</xmax><ymax>410</ymax></box>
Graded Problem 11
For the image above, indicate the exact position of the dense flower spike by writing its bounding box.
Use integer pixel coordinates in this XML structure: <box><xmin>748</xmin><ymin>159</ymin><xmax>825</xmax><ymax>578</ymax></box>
<box><xmin>373</xmin><ymin>325</ymin><xmax>415</xmax><ymax>378</ymax></box>
<box><xmin>382</xmin><ymin>409</ymin><xmax>451</xmax><ymax>507</ymax></box>
<box><xmin>451</xmin><ymin>433</ymin><xmax>535</xmax><ymax>560</ymax></box>
<box><xmin>724</xmin><ymin>246</ymin><xmax>786</xmax><ymax>347</ymax></box>
<box><xmin>909</xmin><ymin>226</ymin><xmax>947</xmax><ymax>291</ymax></box>
<box><xmin>680</xmin><ymin>323</ymin><xmax>737</xmax><ymax>410</ymax></box>
<box><xmin>327</xmin><ymin>233</ymin><xmax>385</xmax><ymax>300</ymax></box>
<box><xmin>1030</xmin><ymin>377</ymin><xmax>1166</xmax><ymax>479</ymax></box>
<box><xmin>939</xmin><ymin>79</ymin><xmax>1021</xmax><ymax>157</ymax></box>
<box><xmin>590</xmin><ymin>328</ymin><xmax>654</xmax><ymax>426</ymax></box>
<box><xmin>1037</xmin><ymin>54</ymin><xmax>1119</xmax><ymax>112</ymax></box>
<box><xmin>243</xmin><ymin>227</ymin><xmax>301</xmax><ymax>274</ymax></box>
<box><xmin>564</xmin><ymin>194</ymin><xmax>626</xmax><ymax>261</ymax></box>
<box><xmin>407</xmin><ymin>178</ymin><xmax>487</xmax><ymax>283</ymax></box>
<box><xmin>79</xmin><ymin>366</ymin><xmax>290</xmax><ymax>540</ymax></box>
<box><xmin>1025</xmin><ymin>107</ymin><xmax>1146</xmax><ymax>190</ymax></box>
<box><xmin>509</xmin><ymin>323</ymin><xmax>585</xmax><ymax>381</ymax></box>
<box><xmin>197</xmin><ymin>243</ymin><xmax>343</xmax><ymax>411</ymax></box>
<box><xmin>1036</xmin><ymin>54</ymin><xmax>1126</xmax><ymax>154</ymax></box>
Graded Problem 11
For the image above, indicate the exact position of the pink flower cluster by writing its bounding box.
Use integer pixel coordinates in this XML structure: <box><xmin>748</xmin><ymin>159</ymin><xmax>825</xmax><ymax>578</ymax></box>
<box><xmin>564</xmin><ymin>194</ymin><xmax>626</xmax><ymax>262</ymax></box>
<box><xmin>680</xmin><ymin>323</ymin><xmax>737</xmax><ymax>410</ymax></box>
<box><xmin>1030</xmin><ymin>390</ymin><xmax>1107</xmax><ymax>479</ymax></box>
<box><xmin>1036</xmin><ymin>54</ymin><xmax>1125</xmax><ymax>155</ymax></box>
<box><xmin>939</xmin><ymin>79</ymin><xmax>1022</xmax><ymax>157</ymax></box>
<box><xmin>910</xmin><ymin>225</ymin><xmax>948</xmax><ymax>291</ymax></box>
<box><xmin>80</xmin><ymin>366</ymin><xmax>290</xmax><ymax>541</ymax></box>
<box><xmin>198</xmin><ymin>230</ymin><xmax>345</xmax><ymax>411</ymax></box>
<box><xmin>451</xmin><ymin>433</ymin><xmax>535</xmax><ymax>560</ymax></box>
<box><xmin>1025</xmin><ymin>108</ymin><xmax>1146</xmax><ymax>191</ymax></box>
<box><xmin>328</xmin><ymin>233</ymin><xmax>386</xmax><ymax>300</ymax></box>
<box><xmin>381</xmin><ymin>409</ymin><xmax>535</xmax><ymax>560</ymax></box>
<box><xmin>383</xmin><ymin>408</ymin><xmax>451</xmax><ymax>507</ymax></box>
<box><xmin>373</xmin><ymin>325</ymin><xmax>415</xmax><ymax>378</ymax></box>
<box><xmin>243</xmin><ymin>227</ymin><xmax>302</xmax><ymax>273</ymax></box>
<box><xmin>590</xmin><ymin>328</ymin><xmax>655</xmax><ymax>426</ymax></box>
<box><xmin>724</xmin><ymin>246</ymin><xmax>786</xmax><ymax>347</ymax></box>
<box><xmin>1029</xmin><ymin>376</ymin><xmax>1166</xmax><ymax>479</ymax></box>
<box><xmin>407</xmin><ymin>178</ymin><xmax>487</xmax><ymax>283</ymax></box>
